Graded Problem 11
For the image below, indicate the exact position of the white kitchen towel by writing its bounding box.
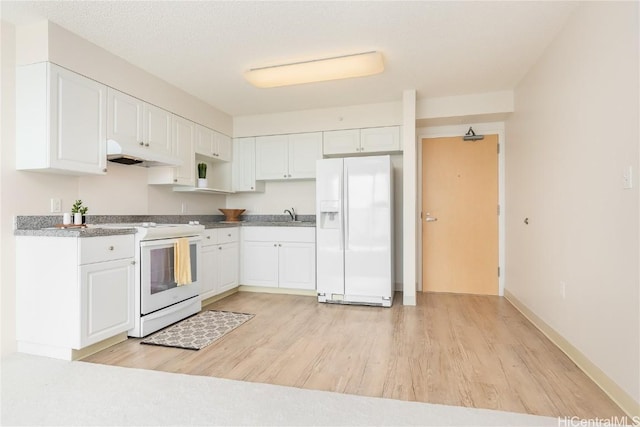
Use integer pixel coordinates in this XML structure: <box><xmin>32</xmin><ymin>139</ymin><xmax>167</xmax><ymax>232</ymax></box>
<box><xmin>174</xmin><ymin>238</ymin><xmax>191</xmax><ymax>286</ymax></box>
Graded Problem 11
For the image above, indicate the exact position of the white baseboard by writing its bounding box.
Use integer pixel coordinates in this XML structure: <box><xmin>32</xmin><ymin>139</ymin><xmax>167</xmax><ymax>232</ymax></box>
<box><xmin>238</xmin><ymin>285</ymin><xmax>316</xmax><ymax>297</ymax></box>
<box><xmin>201</xmin><ymin>287</ymin><xmax>240</xmax><ymax>308</ymax></box>
<box><xmin>18</xmin><ymin>332</ymin><xmax>128</xmax><ymax>361</ymax></box>
<box><xmin>504</xmin><ymin>290</ymin><xmax>639</xmax><ymax>419</ymax></box>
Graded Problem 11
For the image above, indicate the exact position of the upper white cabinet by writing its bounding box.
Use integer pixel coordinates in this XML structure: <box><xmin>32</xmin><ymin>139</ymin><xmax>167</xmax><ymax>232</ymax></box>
<box><xmin>147</xmin><ymin>116</ymin><xmax>196</xmax><ymax>186</ymax></box>
<box><xmin>232</xmin><ymin>137</ymin><xmax>265</xmax><ymax>192</ymax></box>
<box><xmin>195</xmin><ymin>125</ymin><xmax>232</xmax><ymax>162</ymax></box>
<box><xmin>143</xmin><ymin>103</ymin><xmax>173</xmax><ymax>157</ymax></box>
<box><xmin>360</xmin><ymin>126</ymin><xmax>401</xmax><ymax>153</ymax></box>
<box><xmin>255</xmin><ymin>132</ymin><xmax>322</xmax><ymax>180</ymax></box>
<box><xmin>107</xmin><ymin>89</ymin><xmax>173</xmax><ymax>158</ymax></box>
<box><xmin>322</xmin><ymin>129</ymin><xmax>360</xmax><ymax>155</ymax></box>
<box><xmin>16</xmin><ymin>62</ymin><xmax>108</xmax><ymax>175</ymax></box>
<box><xmin>107</xmin><ymin>89</ymin><xmax>143</xmax><ymax>147</ymax></box>
<box><xmin>323</xmin><ymin>126</ymin><xmax>401</xmax><ymax>156</ymax></box>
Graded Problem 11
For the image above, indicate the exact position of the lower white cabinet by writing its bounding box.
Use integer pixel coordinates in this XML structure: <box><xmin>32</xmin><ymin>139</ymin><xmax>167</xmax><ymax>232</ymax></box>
<box><xmin>200</xmin><ymin>227</ymin><xmax>239</xmax><ymax>300</ymax></box>
<box><xmin>80</xmin><ymin>259</ymin><xmax>135</xmax><ymax>346</ymax></box>
<box><xmin>16</xmin><ymin>234</ymin><xmax>135</xmax><ymax>360</ymax></box>
<box><xmin>241</xmin><ymin>227</ymin><xmax>316</xmax><ymax>290</ymax></box>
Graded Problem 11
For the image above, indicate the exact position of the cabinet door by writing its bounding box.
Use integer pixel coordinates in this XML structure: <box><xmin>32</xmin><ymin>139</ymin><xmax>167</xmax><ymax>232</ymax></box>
<box><xmin>232</xmin><ymin>138</ymin><xmax>264</xmax><ymax>192</ymax></box>
<box><xmin>255</xmin><ymin>135</ymin><xmax>288</xmax><ymax>180</ymax></box>
<box><xmin>241</xmin><ymin>241</ymin><xmax>279</xmax><ymax>287</ymax></box>
<box><xmin>279</xmin><ymin>242</ymin><xmax>316</xmax><ymax>290</ymax></box>
<box><xmin>214</xmin><ymin>132</ymin><xmax>232</xmax><ymax>162</ymax></box>
<box><xmin>288</xmin><ymin>132</ymin><xmax>322</xmax><ymax>179</ymax></box>
<box><xmin>51</xmin><ymin>64</ymin><xmax>108</xmax><ymax>174</ymax></box>
<box><xmin>217</xmin><ymin>242</ymin><xmax>239</xmax><ymax>293</ymax></box>
<box><xmin>80</xmin><ymin>259</ymin><xmax>135</xmax><ymax>347</ymax></box>
<box><xmin>200</xmin><ymin>245</ymin><xmax>218</xmax><ymax>300</ymax></box>
<box><xmin>107</xmin><ymin>88</ymin><xmax>143</xmax><ymax>148</ymax></box>
<box><xmin>195</xmin><ymin>125</ymin><xmax>214</xmax><ymax>157</ymax></box>
<box><xmin>172</xmin><ymin>116</ymin><xmax>196</xmax><ymax>185</ymax></box>
<box><xmin>322</xmin><ymin>129</ymin><xmax>360</xmax><ymax>155</ymax></box>
<box><xmin>143</xmin><ymin>104</ymin><xmax>173</xmax><ymax>156</ymax></box>
<box><xmin>360</xmin><ymin>126</ymin><xmax>401</xmax><ymax>153</ymax></box>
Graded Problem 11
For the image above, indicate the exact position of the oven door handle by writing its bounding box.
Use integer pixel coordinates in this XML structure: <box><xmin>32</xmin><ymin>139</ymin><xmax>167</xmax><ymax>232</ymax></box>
<box><xmin>139</xmin><ymin>235</ymin><xmax>202</xmax><ymax>247</ymax></box>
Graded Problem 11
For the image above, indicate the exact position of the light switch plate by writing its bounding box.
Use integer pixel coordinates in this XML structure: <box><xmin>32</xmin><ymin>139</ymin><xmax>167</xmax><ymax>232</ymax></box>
<box><xmin>50</xmin><ymin>198</ymin><xmax>61</xmax><ymax>213</ymax></box>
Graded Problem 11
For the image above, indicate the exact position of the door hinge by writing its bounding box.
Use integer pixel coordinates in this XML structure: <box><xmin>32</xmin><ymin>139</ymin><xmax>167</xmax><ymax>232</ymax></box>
<box><xmin>497</xmin><ymin>143</ymin><xmax>500</xmax><ymax>154</ymax></box>
<box><xmin>497</xmin><ymin>204</ymin><xmax>500</xmax><ymax>215</ymax></box>
<box><xmin>498</xmin><ymin>267</ymin><xmax>501</xmax><ymax>277</ymax></box>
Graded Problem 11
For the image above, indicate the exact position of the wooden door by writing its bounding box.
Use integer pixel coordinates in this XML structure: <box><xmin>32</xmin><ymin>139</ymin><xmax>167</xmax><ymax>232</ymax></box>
<box><xmin>422</xmin><ymin>134</ymin><xmax>498</xmax><ymax>295</ymax></box>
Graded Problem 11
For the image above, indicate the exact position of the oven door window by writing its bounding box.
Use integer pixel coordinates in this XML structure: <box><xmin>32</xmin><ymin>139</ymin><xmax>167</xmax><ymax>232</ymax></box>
<box><xmin>149</xmin><ymin>243</ymin><xmax>198</xmax><ymax>294</ymax></box>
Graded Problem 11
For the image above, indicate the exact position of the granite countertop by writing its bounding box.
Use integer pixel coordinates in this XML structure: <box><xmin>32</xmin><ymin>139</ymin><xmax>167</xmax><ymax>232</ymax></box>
<box><xmin>14</xmin><ymin>214</ymin><xmax>315</xmax><ymax>237</ymax></box>
<box><xmin>236</xmin><ymin>221</ymin><xmax>316</xmax><ymax>227</ymax></box>
<box><xmin>14</xmin><ymin>227</ymin><xmax>137</xmax><ymax>238</ymax></box>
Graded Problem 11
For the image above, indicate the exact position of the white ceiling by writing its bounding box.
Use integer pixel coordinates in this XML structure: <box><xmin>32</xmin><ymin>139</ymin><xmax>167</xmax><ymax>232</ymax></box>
<box><xmin>1</xmin><ymin>1</ymin><xmax>578</xmax><ymax>117</ymax></box>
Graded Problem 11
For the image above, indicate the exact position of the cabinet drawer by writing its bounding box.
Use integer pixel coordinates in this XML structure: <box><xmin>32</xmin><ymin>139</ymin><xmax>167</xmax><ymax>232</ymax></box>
<box><xmin>79</xmin><ymin>235</ymin><xmax>135</xmax><ymax>264</ymax></box>
<box><xmin>218</xmin><ymin>227</ymin><xmax>239</xmax><ymax>244</ymax></box>
<box><xmin>202</xmin><ymin>229</ymin><xmax>218</xmax><ymax>247</ymax></box>
<box><xmin>242</xmin><ymin>226</ymin><xmax>315</xmax><ymax>243</ymax></box>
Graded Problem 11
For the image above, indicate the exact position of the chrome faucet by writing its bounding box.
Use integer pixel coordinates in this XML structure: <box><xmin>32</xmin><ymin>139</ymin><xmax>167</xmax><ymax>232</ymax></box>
<box><xmin>284</xmin><ymin>208</ymin><xmax>297</xmax><ymax>222</ymax></box>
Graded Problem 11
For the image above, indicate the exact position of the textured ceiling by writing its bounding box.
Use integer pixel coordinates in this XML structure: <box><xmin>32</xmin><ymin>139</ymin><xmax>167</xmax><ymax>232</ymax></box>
<box><xmin>1</xmin><ymin>1</ymin><xmax>578</xmax><ymax>117</ymax></box>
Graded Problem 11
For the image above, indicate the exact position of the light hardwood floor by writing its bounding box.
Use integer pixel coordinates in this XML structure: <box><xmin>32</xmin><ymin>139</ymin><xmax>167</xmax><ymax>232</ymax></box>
<box><xmin>84</xmin><ymin>291</ymin><xmax>625</xmax><ymax>419</ymax></box>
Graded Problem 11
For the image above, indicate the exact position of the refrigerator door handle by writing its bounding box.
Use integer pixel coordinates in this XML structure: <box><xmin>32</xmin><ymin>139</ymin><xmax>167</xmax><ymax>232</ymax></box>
<box><xmin>343</xmin><ymin>166</ymin><xmax>349</xmax><ymax>251</ymax></box>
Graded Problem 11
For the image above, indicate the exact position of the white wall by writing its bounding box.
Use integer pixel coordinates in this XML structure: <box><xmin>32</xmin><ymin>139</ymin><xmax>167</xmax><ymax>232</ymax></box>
<box><xmin>0</xmin><ymin>20</ymin><xmax>230</xmax><ymax>355</ymax></box>
<box><xmin>233</xmin><ymin>102</ymin><xmax>402</xmax><ymax>137</ymax></box>
<box><xmin>417</xmin><ymin>91</ymin><xmax>513</xmax><ymax>121</ymax></box>
<box><xmin>505</xmin><ymin>1</ymin><xmax>639</xmax><ymax>411</ymax></box>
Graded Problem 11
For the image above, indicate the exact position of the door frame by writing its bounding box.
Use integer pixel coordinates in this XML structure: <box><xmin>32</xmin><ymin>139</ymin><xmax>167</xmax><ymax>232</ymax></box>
<box><xmin>417</xmin><ymin>122</ymin><xmax>506</xmax><ymax>296</ymax></box>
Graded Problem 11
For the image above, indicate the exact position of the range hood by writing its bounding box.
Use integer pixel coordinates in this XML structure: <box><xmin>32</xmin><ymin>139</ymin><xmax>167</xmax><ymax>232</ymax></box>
<box><xmin>107</xmin><ymin>140</ymin><xmax>182</xmax><ymax>167</ymax></box>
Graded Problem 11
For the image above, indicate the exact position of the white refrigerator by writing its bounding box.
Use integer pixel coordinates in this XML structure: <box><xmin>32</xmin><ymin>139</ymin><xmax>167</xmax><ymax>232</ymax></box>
<box><xmin>316</xmin><ymin>155</ymin><xmax>394</xmax><ymax>307</ymax></box>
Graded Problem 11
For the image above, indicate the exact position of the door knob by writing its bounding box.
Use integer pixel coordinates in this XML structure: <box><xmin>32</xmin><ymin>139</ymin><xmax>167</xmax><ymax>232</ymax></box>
<box><xmin>425</xmin><ymin>213</ymin><xmax>438</xmax><ymax>222</ymax></box>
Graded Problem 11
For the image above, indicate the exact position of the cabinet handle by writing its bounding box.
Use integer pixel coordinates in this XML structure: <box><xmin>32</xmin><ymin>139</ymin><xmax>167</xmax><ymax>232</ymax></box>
<box><xmin>173</xmin><ymin>179</ymin><xmax>178</xmax><ymax>183</ymax></box>
<box><xmin>131</xmin><ymin>260</ymin><xmax>136</xmax><ymax>265</ymax></box>
<box><xmin>145</xmin><ymin>143</ymin><xmax>150</xmax><ymax>147</ymax></box>
<box><xmin>227</xmin><ymin>233</ymin><xmax>231</xmax><ymax>237</ymax></box>
<box><xmin>278</xmin><ymin>243</ymin><xmax>282</xmax><ymax>247</ymax></box>
<box><xmin>206</xmin><ymin>236</ymin><xmax>211</xmax><ymax>239</ymax></box>
<box><xmin>273</xmin><ymin>244</ymin><xmax>277</xmax><ymax>247</ymax></box>
<box><xmin>139</xmin><ymin>142</ymin><xmax>144</xmax><ymax>146</ymax></box>
<box><xmin>218</xmin><ymin>246</ymin><xmax>222</xmax><ymax>250</ymax></box>
<box><xmin>250</xmin><ymin>186</ymin><xmax>254</xmax><ymax>190</ymax></box>
<box><xmin>283</xmin><ymin>174</ymin><xmax>287</xmax><ymax>178</ymax></box>
<box><xmin>108</xmin><ymin>246</ymin><xmax>114</xmax><ymax>251</ymax></box>
<box><xmin>103</xmin><ymin>168</ymin><xmax>107</xmax><ymax>173</ymax></box>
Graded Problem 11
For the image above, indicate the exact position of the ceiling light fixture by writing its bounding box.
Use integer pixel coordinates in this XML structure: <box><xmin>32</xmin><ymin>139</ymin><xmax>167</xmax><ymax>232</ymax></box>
<box><xmin>244</xmin><ymin>51</ymin><xmax>384</xmax><ymax>88</ymax></box>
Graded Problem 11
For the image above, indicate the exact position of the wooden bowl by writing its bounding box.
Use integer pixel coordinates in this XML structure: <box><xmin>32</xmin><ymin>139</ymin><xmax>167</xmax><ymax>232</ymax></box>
<box><xmin>219</xmin><ymin>208</ymin><xmax>246</xmax><ymax>222</ymax></box>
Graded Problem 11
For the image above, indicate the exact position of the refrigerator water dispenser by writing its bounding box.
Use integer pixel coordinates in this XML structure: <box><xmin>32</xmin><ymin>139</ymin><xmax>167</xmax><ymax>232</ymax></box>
<box><xmin>319</xmin><ymin>200</ymin><xmax>340</xmax><ymax>229</ymax></box>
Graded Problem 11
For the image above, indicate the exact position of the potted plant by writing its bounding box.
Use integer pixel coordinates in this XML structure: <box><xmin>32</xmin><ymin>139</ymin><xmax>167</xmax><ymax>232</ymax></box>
<box><xmin>71</xmin><ymin>199</ymin><xmax>88</xmax><ymax>225</ymax></box>
<box><xmin>197</xmin><ymin>163</ymin><xmax>208</xmax><ymax>188</ymax></box>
